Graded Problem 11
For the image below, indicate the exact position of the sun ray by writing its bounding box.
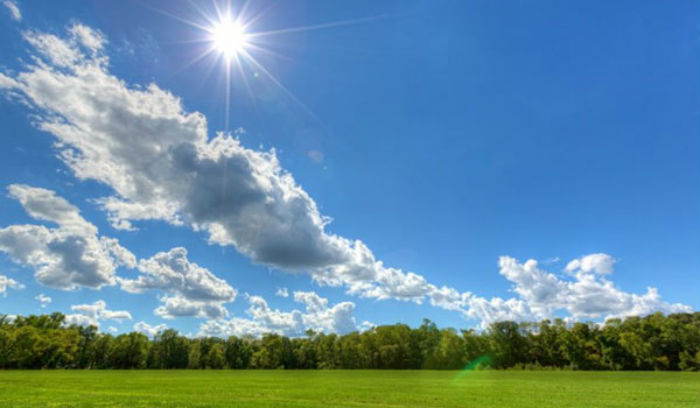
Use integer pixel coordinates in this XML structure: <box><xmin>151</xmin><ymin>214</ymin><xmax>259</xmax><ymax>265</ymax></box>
<box><xmin>250</xmin><ymin>15</ymin><xmax>390</xmax><ymax>38</ymax></box>
<box><xmin>148</xmin><ymin>1</ymin><xmax>387</xmax><ymax>132</ymax></box>
<box><xmin>139</xmin><ymin>1</ymin><xmax>213</xmax><ymax>32</ymax></box>
<box><xmin>237</xmin><ymin>47</ymin><xmax>320</xmax><ymax>122</ymax></box>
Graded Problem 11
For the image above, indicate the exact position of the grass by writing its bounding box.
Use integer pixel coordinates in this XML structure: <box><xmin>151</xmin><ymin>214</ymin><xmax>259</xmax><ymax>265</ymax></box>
<box><xmin>0</xmin><ymin>370</ymin><xmax>698</xmax><ymax>407</ymax></box>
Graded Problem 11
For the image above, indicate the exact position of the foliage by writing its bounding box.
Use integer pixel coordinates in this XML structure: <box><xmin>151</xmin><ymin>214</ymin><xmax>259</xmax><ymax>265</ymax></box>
<box><xmin>0</xmin><ymin>312</ymin><xmax>698</xmax><ymax>370</ymax></box>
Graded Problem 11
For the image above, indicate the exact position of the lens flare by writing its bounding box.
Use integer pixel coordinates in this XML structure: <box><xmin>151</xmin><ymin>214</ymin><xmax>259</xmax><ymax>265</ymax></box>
<box><xmin>452</xmin><ymin>355</ymin><xmax>492</xmax><ymax>384</ymax></box>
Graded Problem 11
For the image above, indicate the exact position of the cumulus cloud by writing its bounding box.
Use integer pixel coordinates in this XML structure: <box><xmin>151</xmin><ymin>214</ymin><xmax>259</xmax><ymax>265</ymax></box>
<box><xmin>0</xmin><ymin>23</ymin><xmax>691</xmax><ymax>330</ymax></box>
<box><xmin>0</xmin><ymin>23</ymin><xmax>432</xmax><ymax>306</ymax></box>
<box><xmin>565</xmin><ymin>253</ymin><xmax>616</xmax><ymax>275</ymax></box>
<box><xmin>154</xmin><ymin>294</ymin><xmax>229</xmax><ymax>320</ymax></box>
<box><xmin>0</xmin><ymin>185</ymin><xmax>136</xmax><ymax>290</ymax></box>
<box><xmin>119</xmin><ymin>247</ymin><xmax>236</xmax><ymax>319</ymax></box>
<box><xmin>133</xmin><ymin>321</ymin><xmax>167</xmax><ymax>337</ymax></box>
<box><xmin>120</xmin><ymin>247</ymin><xmax>236</xmax><ymax>301</ymax></box>
<box><xmin>275</xmin><ymin>287</ymin><xmax>289</xmax><ymax>297</ymax></box>
<box><xmin>0</xmin><ymin>274</ymin><xmax>23</xmax><ymax>295</ymax></box>
<box><xmin>199</xmin><ymin>291</ymin><xmax>358</xmax><ymax>337</ymax></box>
<box><xmin>469</xmin><ymin>256</ymin><xmax>690</xmax><ymax>326</ymax></box>
<box><xmin>2</xmin><ymin>0</ymin><xmax>20</xmax><ymax>21</ymax></box>
<box><xmin>64</xmin><ymin>300</ymin><xmax>132</xmax><ymax>328</ymax></box>
<box><xmin>0</xmin><ymin>185</ymin><xmax>231</xmax><ymax>319</ymax></box>
<box><xmin>35</xmin><ymin>293</ymin><xmax>51</xmax><ymax>307</ymax></box>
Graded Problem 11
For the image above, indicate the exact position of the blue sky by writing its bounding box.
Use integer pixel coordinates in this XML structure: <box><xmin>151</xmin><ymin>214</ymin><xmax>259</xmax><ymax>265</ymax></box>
<box><xmin>0</xmin><ymin>0</ymin><xmax>697</xmax><ymax>337</ymax></box>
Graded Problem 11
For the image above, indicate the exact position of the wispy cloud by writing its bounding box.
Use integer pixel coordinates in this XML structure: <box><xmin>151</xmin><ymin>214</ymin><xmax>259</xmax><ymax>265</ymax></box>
<box><xmin>2</xmin><ymin>0</ymin><xmax>21</xmax><ymax>22</ymax></box>
<box><xmin>0</xmin><ymin>274</ymin><xmax>23</xmax><ymax>296</ymax></box>
<box><xmin>35</xmin><ymin>293</ymin><xmax>51</xmax><ymax>307</ymax></box>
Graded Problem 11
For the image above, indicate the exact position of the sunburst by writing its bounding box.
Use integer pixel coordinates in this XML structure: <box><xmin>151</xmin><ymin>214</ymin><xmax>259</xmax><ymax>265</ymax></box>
<box><xmin>146</xmin><ymin>1</ymin><xmax>385</xmax><ymax>131</ymax></box>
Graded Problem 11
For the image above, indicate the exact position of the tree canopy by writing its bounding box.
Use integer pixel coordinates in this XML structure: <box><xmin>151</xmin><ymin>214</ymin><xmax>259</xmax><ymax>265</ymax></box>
<box><xmin>1</xmin><ymin>312</ymin><xmax>698</xmax><ymax>371</ymax></box>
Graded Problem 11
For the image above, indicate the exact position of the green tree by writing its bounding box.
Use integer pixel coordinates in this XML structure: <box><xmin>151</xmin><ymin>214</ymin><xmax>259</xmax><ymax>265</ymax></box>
<box><xmin>488</xmin><ymin>321</ymin><xmax>527</xmax><ymax>368</ymax></box>
<box><xmin>225</xmin><ymin>336</ymin><xmax>253</xmax><ymax>369</ymax></box>
<box><xmin>110</xmin><ymin>332</ymin><xmax>149</xmax><ymax>369</ymax></box>
<box><xmin>206</xmin><ymin>343</ymin><xmax>226</xmax><ymax>369</ymax></box>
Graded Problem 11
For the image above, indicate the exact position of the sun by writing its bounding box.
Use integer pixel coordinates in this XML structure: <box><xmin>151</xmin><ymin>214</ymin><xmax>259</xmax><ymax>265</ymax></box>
<box><xmin>210</xmin><ymin>18</ymin><xmax>249</xmax><ymax>59</ymax></box>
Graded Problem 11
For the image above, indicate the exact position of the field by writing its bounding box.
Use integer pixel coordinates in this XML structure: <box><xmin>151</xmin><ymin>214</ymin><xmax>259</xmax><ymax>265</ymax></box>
<box><xmin>0</xmin><ymin>370</ymin><xmax>698</xmax><ymax>407</ymax></box>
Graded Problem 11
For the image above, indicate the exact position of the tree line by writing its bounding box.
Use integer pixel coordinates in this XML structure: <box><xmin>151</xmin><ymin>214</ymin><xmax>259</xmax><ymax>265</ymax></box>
<box><xmin>1</xmin><ymin>312</ymin><xmax>698</xmax><ymax>370</ymax></box>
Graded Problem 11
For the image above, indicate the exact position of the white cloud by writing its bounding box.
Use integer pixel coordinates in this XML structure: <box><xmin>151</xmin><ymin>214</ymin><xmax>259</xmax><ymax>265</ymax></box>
<box><xmin>119</xmin><ymin>247</ymin><xmax>236</xmax><ymax>319</ymax></box>
<box><xmin>0</xmin><ymin>23</ymin><xmax>692</xmax><ymax>330</ymax></box>
<box><xmin>1</xmin><ymin>185</ymin><xmax>229</xmax><ymax>320</ymax></box>
<box><xmin>275</xmin><ymin>287</ymin><xmax>289</xmax><ymax>297</ymax></box>
<box><xmin>495</xmin><ymin>255</ymin><xmax>690</xmax><ymax>322</ymax></box>
<box><xmin>497</xmin><ymin>257</ymin><xmax>566</xmax><ymax>316</ymax></box>
<box><xmin>154</xmin><ymin>294</ymin><xmax>229</xmax><ymax>320</ymax></box>
<box><xmin>35</xmin><ymin>293</ymin><xmax>51</xmax><ymax>307</ymax></box>
<box><xmin>359</xmin><ymin>321</ymin><xmax>376</xmax><ymax>331</ymax></box>
<box><xmin>0</xmin><ymin>185</ymin><xmax>136</xmax><ymax>290</ymax></box>
<box><xmin>199</xmin><ymin>291</ymin><xmax>358</xmax><ymax>337</ymax></box>
<box><xmin>63</xmin><ymin>313</ymin><xmax>97</xmax><ymax>327</ymax></box>
<box><xmin>68</xmin><ymin>24</ymin><xmax>106</xmax><ymax>52</ymax></box>
<box><xmin>0</xmin><ymin>274</ymin><xmax>23</xmax><ymax>296</ymax></box>
<box><xmin>565</xmin><ymin>253</ymin><xmax>616</xmax><ymax>275</ymax></box>
<box><xmin>133</xmin><ymin>321</ymin><xmax>167</xmax><ymax>337</ymax></box>
<box><xmin>0</xmin><ymin>72</ymin><xmax>18</xmax><ymax>88</ymax></box>
<box><xmin>2</xmin><ymin>0</ymin><xmax>20</xmax><ymax>21</ymax></box>
<box><xmin>121</xmin><ymin>247</ymin><xmax>236</xmax><ymax>301</ymax></box>
<box><xmin>7</xmin><ymin>184</ymin><xmax>97</xmax><ymax>235</ymax></box>
<box><xmin>64</xmin><ymin>300</ymin><xmax>132</xmax><ymax>328</ymax></box>
<box><xmin>0</xmin><ymin>24</ymin><xmax>433</xmax><ymax>307</ymax></box>
<box><xmin>425</xmin><ymin>254</ymin><xmax>692</xmax><ymax>329</ymax></box>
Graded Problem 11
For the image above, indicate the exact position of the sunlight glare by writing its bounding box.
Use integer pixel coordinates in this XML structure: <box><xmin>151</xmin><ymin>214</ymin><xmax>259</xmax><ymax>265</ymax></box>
<box><xmin>211</xmin><ymin>18</ymin><xmax>248</xmax><ymax>59</ymax></box>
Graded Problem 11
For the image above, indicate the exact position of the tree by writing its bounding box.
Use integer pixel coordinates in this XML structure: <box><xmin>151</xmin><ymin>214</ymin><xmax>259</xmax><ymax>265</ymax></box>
<box><xmin>560</xmin><ymin>323</ymin><xmax>603</xmax><ymax>370</ymax></box>
<box><xmin>151</xmin><ymin>329</ymin><xmax>190</xmax><ymax>369</ymax></box>
<box><xmin>432</xmin><ymin>329</ymin><xmax>466</xmax><ymax>369</ymax></box>
<box><xmin>206</xmin><ymin>343</ymin><xmax>226</xmax><ymax>369</ymax></box>
<box><xmin>110</xmin><ymin>333</ymin><xmax>149</xmax><ymax>369</ymax></box>
<box><xmin>188</xmin><ymin>340</ymin><xmax>202</xmax><ymax>369</ymax></box>
<box><xmin>225</xmin><ymin>336</ymin><xmax>253</xmax><ymax>369</ymax></box>
<box><xmin>0</xmin><ymin>311</ymin><xmax>698</xmax><ymax>370</ymax></box>
<box><xmin>488</xmin><ymin>321</ymin><xmax>527</xmax><ymax>368</ymax></box>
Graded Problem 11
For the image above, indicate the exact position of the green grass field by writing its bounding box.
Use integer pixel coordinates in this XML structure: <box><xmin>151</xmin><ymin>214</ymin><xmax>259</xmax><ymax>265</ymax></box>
<box><xmin>0</xmin><ymin>370</ymin><xmax>698</xmax><ymax>408</ymax></box>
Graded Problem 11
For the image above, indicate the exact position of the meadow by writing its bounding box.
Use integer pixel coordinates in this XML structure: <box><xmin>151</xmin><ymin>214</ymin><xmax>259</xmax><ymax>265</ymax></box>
<box><xmin>0</xmin><ymin>370</ymin><xmax>698</xmax><ymax>408</ymax></box>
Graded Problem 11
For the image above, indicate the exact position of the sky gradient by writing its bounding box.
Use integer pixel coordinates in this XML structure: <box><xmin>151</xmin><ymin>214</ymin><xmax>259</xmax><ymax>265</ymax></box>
<box><xmin>0</xmin><ymin>0</ymin><xmax>698</xmax><ymax>337</ymax></box>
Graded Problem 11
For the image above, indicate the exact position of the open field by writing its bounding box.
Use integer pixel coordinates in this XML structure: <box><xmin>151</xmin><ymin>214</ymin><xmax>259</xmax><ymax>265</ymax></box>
<box><xmin>0</xmin><ymin>370</ymin><xmax>698</xmax><ymax>408</ymax></box>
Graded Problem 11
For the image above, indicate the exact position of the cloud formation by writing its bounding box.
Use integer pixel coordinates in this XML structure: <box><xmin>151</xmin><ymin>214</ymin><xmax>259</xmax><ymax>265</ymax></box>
<box><xmin>565</xmin><ymin>253</ymin><xmax>615</xmax><ymax>275</ymax></box>
<box><xmin>2</xmin><ymin>0</ymin><xmax>20</xmax><ymax>21</ymax></box>
<box><xmin>430</xmin><ymin>255</ymin><xmax>692</xmax><ymax>327</ymax></box>
<box><xmin>0</xmin><ymin>274</ymin><xmax>23</xmax><ymax>296</ymax></box>
<box><xmin>199</xmin><ymin>291</ymin><xmax>359</xmax><ymax>337</ymax></box>
<box><xmin>0</xmin><ymin>23</ymin><xmax>691</xmax><ymax>329</ymax></box>
<box><xmin>119</xmin><ymin>247</ymin><xmax>236</xmax><ymax>319</ymax></box>
<box><xmin>35</xmin><ymin>293</ymin><xmax>51</xmax><ymax>307</ymax></box>
<box><xmin>133</xmin><ymin>321</ymin><xmax>168</xmax><ymax>337</ymax></box>
<box><xmin>0</xmin><ymin>23</ymin><xmax>430</xmax><ymax>305</ymax></box>
<box><xmin>64</xmin><ymin>300</ymin><xmax>132</xmax><ymax>328</ymax></box>
<box><xmin>0</xmin><ymin>185</ymin><xmax>136</xmax><ymax>290</ymax></box>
